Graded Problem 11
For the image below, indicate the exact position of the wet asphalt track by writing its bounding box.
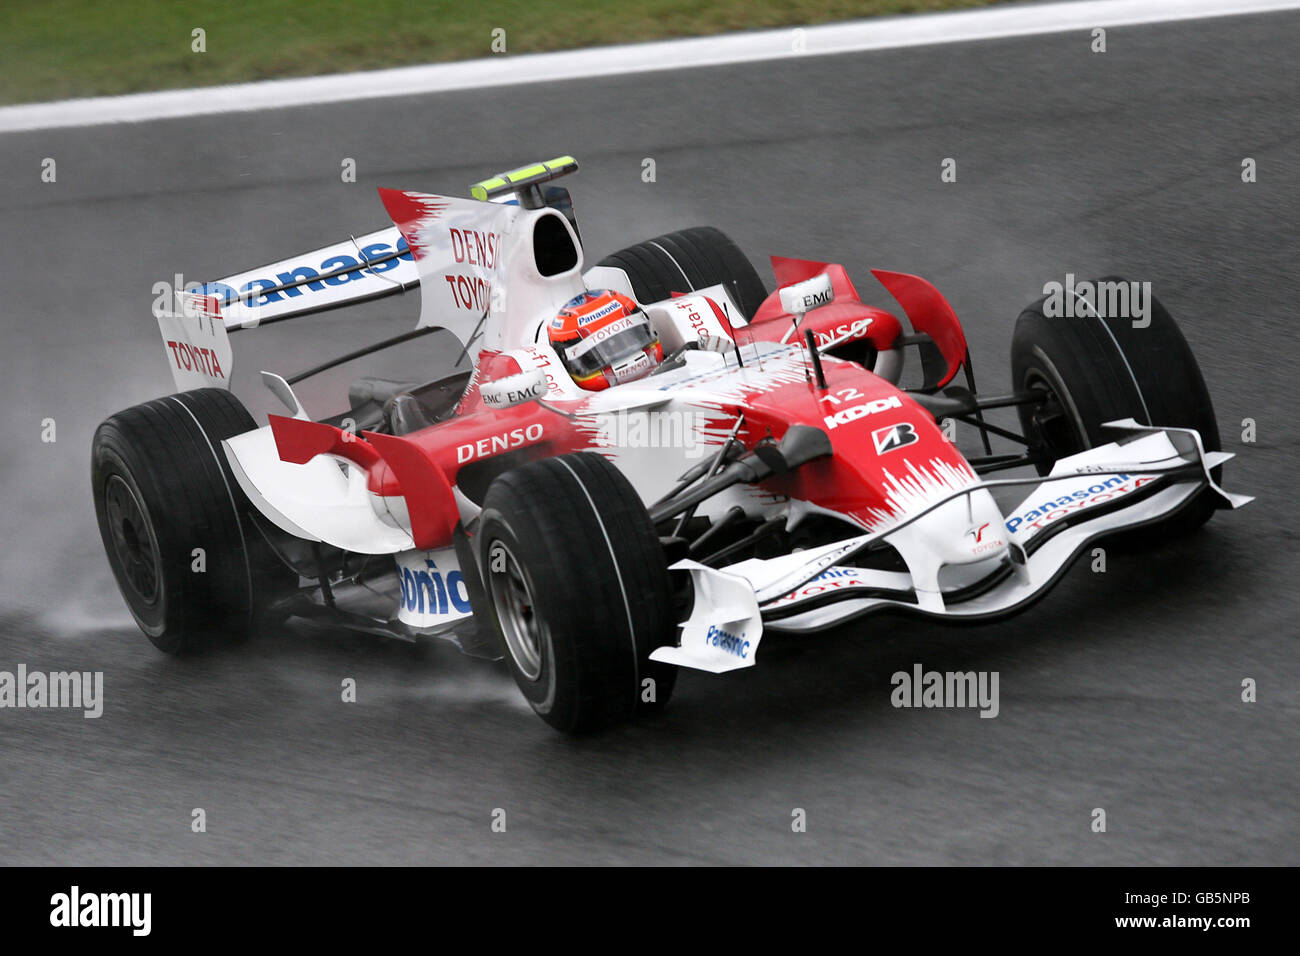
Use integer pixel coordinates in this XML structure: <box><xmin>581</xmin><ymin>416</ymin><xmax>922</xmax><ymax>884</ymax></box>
<box><xmin>1</xmin><ymin>10</ymin><xmax>1298</xmax><ymax>865</ymax></box>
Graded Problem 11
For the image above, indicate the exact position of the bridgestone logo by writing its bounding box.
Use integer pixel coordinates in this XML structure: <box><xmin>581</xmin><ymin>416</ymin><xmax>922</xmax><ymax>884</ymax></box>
<box><xmin>872</xmin><ymin>422</ymin><xmax>919</xmax><ymax>454</ymax></box>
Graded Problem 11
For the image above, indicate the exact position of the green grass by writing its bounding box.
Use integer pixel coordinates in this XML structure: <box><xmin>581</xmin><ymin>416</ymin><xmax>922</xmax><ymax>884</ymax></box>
<box><xmin>1</xmin><ymin>0</ymin><xmax>1006</xmax><ymax>105</ymax></box>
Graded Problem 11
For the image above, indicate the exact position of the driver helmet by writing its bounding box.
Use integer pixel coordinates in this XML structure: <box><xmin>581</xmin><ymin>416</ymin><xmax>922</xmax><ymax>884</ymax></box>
<box><xmin>547</xmin><ymin>289</ymin><xmax>663</xmax><ymax>391</ymax></box>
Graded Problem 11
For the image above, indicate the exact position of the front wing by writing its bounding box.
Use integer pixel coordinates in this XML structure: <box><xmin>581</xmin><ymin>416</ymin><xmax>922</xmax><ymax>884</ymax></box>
<box><xmin>651</xmin><ymin>420</ymin><xmax>1251</xmax><ymax>673</ymax></box>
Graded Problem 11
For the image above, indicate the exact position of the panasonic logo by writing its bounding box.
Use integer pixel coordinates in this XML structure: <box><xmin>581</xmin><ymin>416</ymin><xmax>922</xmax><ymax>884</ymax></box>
<box><xmin>706</xmin><ymin>624</ymin><xmax>750</xmax><ymax>658</ymax></box>
<box><xmin>200</xmin><ymin>237</ymin><xmax>413</xmax><ymax>308</ymax></box>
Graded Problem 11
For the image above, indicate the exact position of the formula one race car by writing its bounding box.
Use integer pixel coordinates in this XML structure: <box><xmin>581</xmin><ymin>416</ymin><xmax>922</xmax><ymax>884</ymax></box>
<box><xmin>92</xmin><ymin>156</ymin><xmax>1250</xmax><ymax>732</ymax></box>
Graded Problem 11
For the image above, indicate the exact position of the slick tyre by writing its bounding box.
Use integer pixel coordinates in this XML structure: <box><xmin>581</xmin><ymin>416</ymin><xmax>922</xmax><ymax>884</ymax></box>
<box><xmin>92</xmin><ymin>388</ymin><xmax>293</xmax><ymax>654</ymax></box>
<box><xmin>1010</xmin><ymin>277</ymin><xmax>1222</xmax><ymax>536</ymax></box>
<box><xmin>596</xmin><ymin>226</ymin><xmax>768</xmax><ymax>321</ymax></box>
<box><xmin>478</xmin><ymin>452</ymin><xmax>677</xmax><ymax>733</ymax></box>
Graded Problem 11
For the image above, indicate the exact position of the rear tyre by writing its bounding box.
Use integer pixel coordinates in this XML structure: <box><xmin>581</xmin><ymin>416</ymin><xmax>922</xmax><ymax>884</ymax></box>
<box><xmin>1010</xmin><ymin>277</ymin><xmax>1221</xmax><ymax>535</ymax></box>
<box><xmin>92</xmin><ymin>388</ymin><xmax>293</xmax><ymax>654</ymax></box>
<box><xmin>478</xmin><ymin>452</ymin><xmax>677</xmax><ymax>733</ymax></box>
<box><xmin>596</xmin><ymin>226</ymin><xmax>768</xmax><ymax>320</ymax></box>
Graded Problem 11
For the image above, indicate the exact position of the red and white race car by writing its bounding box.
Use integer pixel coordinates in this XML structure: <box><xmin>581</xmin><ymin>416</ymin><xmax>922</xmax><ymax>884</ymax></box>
<box><xmin>92</xmin><ymin>157</ymin><xmax>1250</xmax><ymax>732</ymax></box>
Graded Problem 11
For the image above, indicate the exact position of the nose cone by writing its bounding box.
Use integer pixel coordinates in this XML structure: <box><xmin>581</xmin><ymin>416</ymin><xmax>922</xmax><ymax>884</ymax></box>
<box><xmin>884</xmin><ymin>488</ymin><xmax>1009</xmax><ymax>611</ymax></box>
<box><xmin>742</xmin><ymin>366</ymin><xmax>980</xmax><ymax>533</ymax></box>
<box><xmin>929</xmin><ymin>489</ymin><xmax>1009</xmax><ymax>566</ymax></box>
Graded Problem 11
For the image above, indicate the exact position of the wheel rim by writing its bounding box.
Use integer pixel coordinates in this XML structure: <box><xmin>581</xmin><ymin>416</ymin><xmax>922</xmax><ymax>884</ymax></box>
<box><xmin>485</xmin><ymin>540</ymin><xmax>548</xmax><ymax>682</ymax></box>
<box><xmin>104</xmin><ymin>474</ymin><xmax>162</xmax><ymax>606</ymax></box>
<box><xmin>1024</xmin><ymin>369</ymin><xmax>1086</xmax><ymax>463</ymax></box>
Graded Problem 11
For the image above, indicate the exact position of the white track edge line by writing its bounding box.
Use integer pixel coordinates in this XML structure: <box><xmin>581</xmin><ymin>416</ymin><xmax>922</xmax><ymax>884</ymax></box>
<box><xmin>3</xmin><ymin>0</ymin><xmax>1297</xmax><ymax>133</ymax></box>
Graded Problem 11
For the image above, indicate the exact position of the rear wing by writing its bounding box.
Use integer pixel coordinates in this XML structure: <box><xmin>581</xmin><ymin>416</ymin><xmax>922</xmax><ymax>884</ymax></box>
<box><xmin>190</xmin><ymin>157</ymin><xmax>583</xmax><ymax>336</ymax></box>
<box><xmin>199</xmin><ymin>226</ymin><xmax>418</xmax><ymax>330</ymax></box>
<box><xmin>167</xmin><ymin>157</ymin><xmax>585</xmax><ymax>394</ymax></box>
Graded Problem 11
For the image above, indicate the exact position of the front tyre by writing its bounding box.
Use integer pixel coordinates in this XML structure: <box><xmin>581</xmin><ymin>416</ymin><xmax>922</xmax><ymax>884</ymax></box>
<box><xmin>478</xmin><ymin>452</ymin><xmax>677</xmax><ymax>733</ymax></box>
<box><xmin>1010</xmin><ymin>277</ymin><xmax>1222</xmax><ymax>535</ymax></box>
<box><xmin>596</xmin><ymin>226</ymin><xmax>768</xmax><ymax>320</ymax></box>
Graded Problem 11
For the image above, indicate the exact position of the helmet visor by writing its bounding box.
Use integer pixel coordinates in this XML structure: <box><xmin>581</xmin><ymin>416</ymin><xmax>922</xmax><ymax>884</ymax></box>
<box><xmin>562</xmin><ymin>315</ymin><xmax>658</xmax><ymax>377</ymax></box>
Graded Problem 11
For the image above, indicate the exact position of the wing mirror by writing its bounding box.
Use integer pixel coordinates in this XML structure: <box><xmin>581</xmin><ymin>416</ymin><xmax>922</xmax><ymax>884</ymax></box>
<box><xmin>778</xmin><ymin>273</ymin><xmax>833</xmax><ymax>317</ymax></box>
<box><xmin>479</xmin><ymin>368</ymin><xmax>550</xmax><ymax>409</ymax></box>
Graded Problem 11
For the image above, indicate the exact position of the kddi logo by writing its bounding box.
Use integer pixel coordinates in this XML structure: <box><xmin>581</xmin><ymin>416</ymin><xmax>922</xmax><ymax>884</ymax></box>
<box><xmin>823</xmin><ymin>395</ymin><xmax>902</xmax><ymax>430</ymax></box>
